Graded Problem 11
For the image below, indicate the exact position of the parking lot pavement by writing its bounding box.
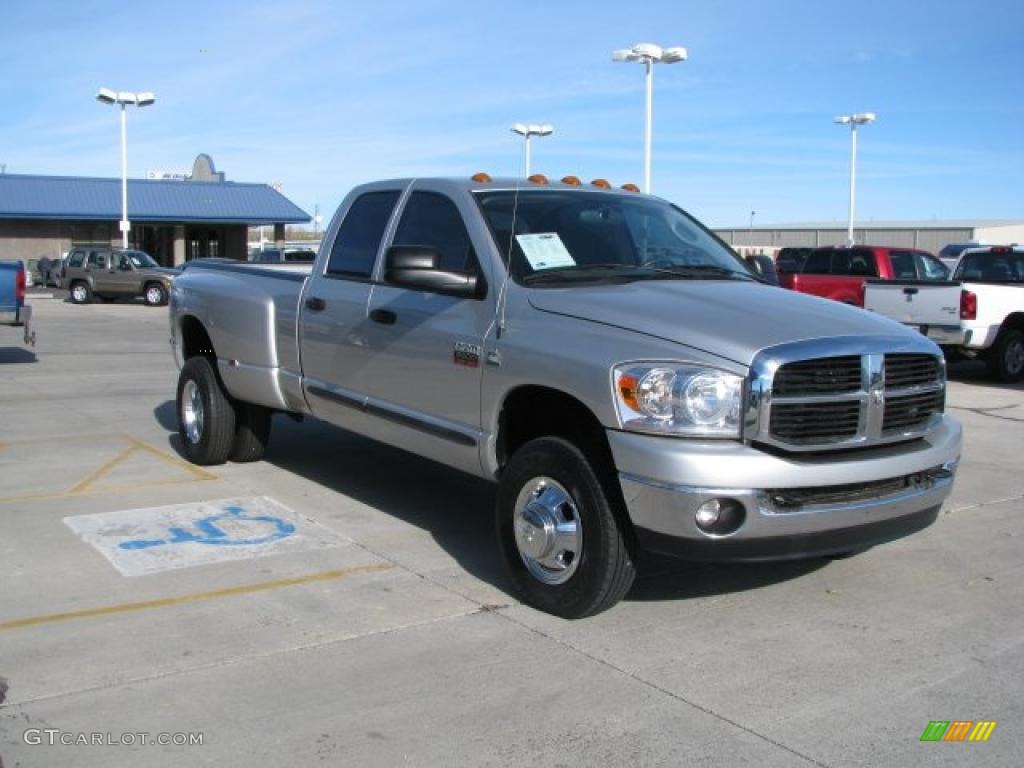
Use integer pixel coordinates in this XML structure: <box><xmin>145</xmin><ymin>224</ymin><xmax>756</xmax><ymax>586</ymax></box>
<box><xmin>1</xmin><ymin>298</ymin><xmax>1022</xmax><ymax>767</ymax></box>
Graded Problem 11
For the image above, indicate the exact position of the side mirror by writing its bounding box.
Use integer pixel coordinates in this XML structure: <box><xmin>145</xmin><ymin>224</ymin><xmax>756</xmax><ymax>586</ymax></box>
<box><xmin>384</xmin><ymin>245</ymin><xmax>479</xmax><ymax>298</ymax></box>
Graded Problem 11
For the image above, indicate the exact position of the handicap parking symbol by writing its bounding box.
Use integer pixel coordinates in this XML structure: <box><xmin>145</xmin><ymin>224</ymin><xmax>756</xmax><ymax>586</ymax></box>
<box><xmin>118</xmin><ymin>504</ymin><xmax>296</xmax><ymax>550</ymax></box>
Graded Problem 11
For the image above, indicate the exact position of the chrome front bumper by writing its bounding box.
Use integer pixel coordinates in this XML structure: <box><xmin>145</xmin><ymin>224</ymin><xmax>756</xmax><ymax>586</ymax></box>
<box><xmin>610</xmin><ymin>416</ymin><xmax>961</xmax><ymax>561</ymax></box>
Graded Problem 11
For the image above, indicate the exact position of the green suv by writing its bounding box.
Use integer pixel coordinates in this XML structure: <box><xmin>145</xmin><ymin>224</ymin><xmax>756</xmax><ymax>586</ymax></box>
<box><xmin>63</xmin><ymin>247</ymin><xmax>179</xmax><ymax>306</ymax></box>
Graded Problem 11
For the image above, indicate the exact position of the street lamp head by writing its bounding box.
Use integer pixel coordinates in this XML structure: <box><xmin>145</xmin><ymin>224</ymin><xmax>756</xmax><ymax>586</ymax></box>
<box><xmin>833</xmin><ymin>115</ymin><xmax>852</xmax><ymax>124</ymax></box>
<box><xmin>96</xmin><ymin>87</ymin><xmax>117</xmax><ymax>105</ymax></box>
<box><xmin>511</xmin><ymin>123</ymin><xmax>528</xmax><ymax>136</ymax></box>
<box><xmin>661</xmin><ymin>46</ymin><xmax>688</xmax><ymax>63</ymax></box>
<box><xmin>135</xmin><ymin>92</ymin><xmax>156</xmax><ymax>107</ymax></box>
<box><xmin>116</xmin><ymin>91</ymin><xmax>137</xmax><ymax>105</ymax></box>
<box><xmin>512</xmin><ymin>123</ymin><xmax>553</xmax><ymax>137</ymax></box>
<box><xmin>612</xmin><ymin>48</ymin><xmax>639</xmax><ymax>62</ymax></box>
<box><xmin>535</xmin><ymin>123</ymin><xmax>554</xmax><ymax>136</ymax></box>
<box><xmin>852</xmin><ymin>112</ymin><xmax>876</xmax><ymax>124</ymax></box>
<box><xmin>633</xmin><ymin>42</ymin><xmax>663</xmax><ymax>59</ymax></box>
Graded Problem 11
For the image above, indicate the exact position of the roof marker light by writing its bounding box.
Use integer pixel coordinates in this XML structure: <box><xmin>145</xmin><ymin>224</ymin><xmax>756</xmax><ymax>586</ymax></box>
<box><xmin>527</xmin><ymin>174</ymin><xmax>549</xmax><ymax>185</ymax></box>
<box><xmin>620</xmin><ymin>183</ymin><xmax>640</xmax><ymax>192</ymax></box>
<box><xmin>471</xmin><ymin>172</ymin><xmax>492</xmax><ymax>183</ymax></box>
<box><xmin>561</xmin><ymin>175</ymin><xmax>582</xmax><ymax>186</ymax></box>
<box><xmin>590</xmin><ymin>178</ymin><xmax>611</xmax><ymax>189</ymax></box>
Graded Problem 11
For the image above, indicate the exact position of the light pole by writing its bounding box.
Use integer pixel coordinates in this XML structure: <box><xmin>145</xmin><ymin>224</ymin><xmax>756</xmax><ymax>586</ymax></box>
<box><xmin>748</xmin><ymin>210</ymin><xmax>756</xmax><ymax>247</ymax></box>
<box><xmin>510</xmin><ymin>123</ymin><xmax>553</xmax><ymax>176</ymax></box>
<box><xmin>834</xmin><ymin>112</ymin><xmax>876</xmax><ymax>246</ymax></box>
<box><xmin>612</xmin><ymin>43</ymin><xmax>687</xmax><ymax>194</ymax></box>
<box><xmin>96</xmin><ymin>88</ymin><xmax>155</xmax><ymax>248</ymax></box>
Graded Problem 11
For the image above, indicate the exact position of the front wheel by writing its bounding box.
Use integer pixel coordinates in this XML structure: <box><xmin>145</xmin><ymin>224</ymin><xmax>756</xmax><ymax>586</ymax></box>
<box><xmin>986</xmin><ymin>328</ymin><xmax>1024</xmax><ymax>383</ymax></box>
<box><xmin>144</xmin><ymin>282</ymin><xmax>168</xmax><ymax>306</ymax></box>
<box><xmin>69</xmin><ymin>281</ymin><xmax>92</xmax><ymax>304</ymax></box>
<box><xmin>176</xmin><ymin>356</ymin><xmax>236</xmax><ymax>465</ymax></box>
<box><xmin>496</xmin><ymin>437</ymin><xmax>636</xmax><ymax>619</ymax></box>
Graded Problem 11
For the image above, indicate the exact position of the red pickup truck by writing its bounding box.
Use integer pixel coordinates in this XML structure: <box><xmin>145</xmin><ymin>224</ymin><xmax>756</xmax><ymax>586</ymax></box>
<box><xmin>777</xmin><ymin>245</ymin><xmax>949</xmax><ymax>306</ymax></box>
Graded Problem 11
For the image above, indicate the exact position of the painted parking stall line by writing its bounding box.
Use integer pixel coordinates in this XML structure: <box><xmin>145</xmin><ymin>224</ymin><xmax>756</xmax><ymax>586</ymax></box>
<box><xmin>64</xmin><ymin>496</ymin><xmax>349</xmax><ymax>576</ymax></box>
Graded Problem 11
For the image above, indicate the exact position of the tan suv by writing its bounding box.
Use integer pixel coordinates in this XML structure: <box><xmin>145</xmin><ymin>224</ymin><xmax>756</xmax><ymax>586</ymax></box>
<box><xmin>64</xmin><ymin>247</ymin><xmax>179</xmax><ymax>306</ymax></box>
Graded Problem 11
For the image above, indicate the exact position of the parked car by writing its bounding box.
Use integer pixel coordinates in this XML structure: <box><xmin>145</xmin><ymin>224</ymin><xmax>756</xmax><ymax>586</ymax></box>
<box><xmin>168</xmin><ymin>176</ymin><xmax>960</xmax><ymax>618</ymax></box>
<box><xmin>63</xmin><ymin>247</ymin><xmax>179</xmax><ymax>306</ymax></box>
<box><xmin>864</xmin><ymin>245</ymin><xmax>1024</xmax><ymax>381</ymax></box>
<box><xmin>774</xmin><ymin>246</ymin><xmax>813</xmax><ymax>275</ymax></box>
<box><xmin>250</xmin><ymin>248</ymin><xmax>317</xmax><ymax>264</ymax></box>
<box><xmin>740</xmin><ymin>253</ymin><xmax>779</xmax><ymax>284</ymax></box>
<box><xmin>937</xmin><ymin>242</ymin><xmax>984</xmax><ymax>270</ymax></box>
<box><xmin>778</xmin><ymin>245</ymin><xmax>948</xmax><ymax>306</ymax></box>
<box><xmin>0</xmin><ymin>260</ymin><xmax>35</xmax><ymax>345</ymax></box>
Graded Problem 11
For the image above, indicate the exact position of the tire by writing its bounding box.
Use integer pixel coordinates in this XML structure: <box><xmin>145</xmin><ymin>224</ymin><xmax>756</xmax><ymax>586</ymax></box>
<box><xmin>496</xmin><ymin>437</ymin><xmax>636</xmax><ymax>619</ymax></box>
<box><xmin>985</xmin><ymin>329</ymin><xmax>1024</xmax><ymax>383</ymax></box>
<box><xmin>176</xmin><ymin>356</ymin><xmax>236</xmax><ymax>465</ymax></box>
<box><xmin>69</xmin><ymin>281</ymin><xmax>92</xmax><ymax>304</ymax></box>
<box><xmin>144</xmin><ymin>282</ymin><xmax>168</xmax><ymax>306</ymax></box>
<box><xmin>230</xmin><ymin>402</ymin><xmax>273</xmax><ymax>462</ymax></box>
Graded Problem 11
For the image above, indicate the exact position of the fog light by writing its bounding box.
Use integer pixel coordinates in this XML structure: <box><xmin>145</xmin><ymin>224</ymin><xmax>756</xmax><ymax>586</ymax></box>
<box><xmin>695</xmin><ymin>498</ymin><xmax>745</xmax><ymax>536</ymax></box>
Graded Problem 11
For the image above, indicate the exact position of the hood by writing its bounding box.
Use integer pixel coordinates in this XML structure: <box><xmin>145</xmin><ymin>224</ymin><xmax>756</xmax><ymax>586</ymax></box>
<box><xmin>147</xmin><ymin>267</ymin><xmax>181</xmax><ymax>278</ymax></box>
<box><xmin>526</xmin><ymin>280</ymin><xmax>912</xmax><ymax>366</ymax></box>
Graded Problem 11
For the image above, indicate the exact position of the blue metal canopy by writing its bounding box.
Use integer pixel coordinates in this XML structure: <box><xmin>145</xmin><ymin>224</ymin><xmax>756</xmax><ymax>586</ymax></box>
<box><xmin>0</xmin><ymin>174</ymin><xmax>310</xmax><ymax>224</ymax></box>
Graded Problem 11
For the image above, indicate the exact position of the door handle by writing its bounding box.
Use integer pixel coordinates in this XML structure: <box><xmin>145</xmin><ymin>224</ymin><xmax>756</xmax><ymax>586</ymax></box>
<box><xmin>902</xmin><ymin>287</ymin><xmax>919</xmax><ymax>296</ymax></box>
<box><xmin>305</xmin><ymin>296</ymin><xmax>326</xmax><ymax>311</ymax></box>
<box><xmin>369</xmin><ymin>308</ymin><xmax>397</xmax><ymax>325</ymax></box>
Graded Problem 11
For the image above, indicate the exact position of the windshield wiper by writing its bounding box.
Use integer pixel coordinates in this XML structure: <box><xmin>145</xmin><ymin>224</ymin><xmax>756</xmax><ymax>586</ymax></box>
<box><xmin>522</xmin><ymin>264</ymin><xmax>646</xmax><ymax>284</ymax></box>
<box><xmin>640</xmin><ymin>264</ymin><xmax>758</xmax><ymax>282</ymax></box>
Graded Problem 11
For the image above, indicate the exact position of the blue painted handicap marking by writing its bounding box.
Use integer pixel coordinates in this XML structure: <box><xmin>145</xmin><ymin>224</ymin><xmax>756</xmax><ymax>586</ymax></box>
<box><xmin>64</xmin><ymin>496</ymin><xmax>349</xmax><ymax>576</ymax></box>
<box><xmin>118</xmin><ymin>505</ymin><xmax>296</xmax><ymax>550</ymax></box>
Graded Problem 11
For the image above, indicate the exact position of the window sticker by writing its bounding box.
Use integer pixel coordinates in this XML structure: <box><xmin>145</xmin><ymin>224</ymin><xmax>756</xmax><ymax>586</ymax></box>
<box><xmin>516</xmin><ymin>233</ymin><xmax>576</xmax><ymax>270</ymax></box>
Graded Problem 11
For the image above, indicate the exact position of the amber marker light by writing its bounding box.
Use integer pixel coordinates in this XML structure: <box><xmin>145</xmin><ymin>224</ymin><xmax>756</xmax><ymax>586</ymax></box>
<box><xmin>527</xmin><ymin>174</ymin><xmax>549</xmax><ymax>185</ymax></box>
<box><xmin>618</xmin><ymin>373</ymin><xmax>640</xmax><ymax>411</ymax></box>
<box><xmin>561</xmin><ymin>175</ymin><xmax>582</xmax><ymax>186</ymax></box>
<box><xmin>471</xmin><ymin>172</ymin><xmax>493</xmax><ymax>183</ymax></box>
<box><xmin>621</xmin><ymin>183</ymin><xmax>641</xmax><ymax>192</ymax></box>
<box><xmin>590</xmin><ymin>178</ymin><xmax>612</xmax><ymax>189</ymax></box>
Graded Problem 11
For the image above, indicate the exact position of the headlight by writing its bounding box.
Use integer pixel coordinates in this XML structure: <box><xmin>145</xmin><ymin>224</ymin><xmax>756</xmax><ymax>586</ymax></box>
<box><xmin>612</xmin><ymin>363</ymin><xmax>744</xmax><ymax>437</ymax></box>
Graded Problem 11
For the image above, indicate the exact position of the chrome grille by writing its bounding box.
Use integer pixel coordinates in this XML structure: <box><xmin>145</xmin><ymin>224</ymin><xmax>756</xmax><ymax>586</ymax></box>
<box><xmin>884</xmin><ymin>354</ymin><xmax>942</xmax><ymax>389</ymax></box>
<box><xmin>770</xmin><ymin>401</ymin><xmax>861</xmax><ymax>444</ymax></box>
<box><xmin>748</xmin><ymin>340</ymin><xmax>946</xmax><ymax>453</ymax></box>
<box><xmin>883</xmin><ymin>390</ymin><xmax>945</xmax><ymax>433</ymax></box>
<box><xmin>773</xmin><ymin>355</ymin><xmax>862</xmax><ymax>396</ymax></box>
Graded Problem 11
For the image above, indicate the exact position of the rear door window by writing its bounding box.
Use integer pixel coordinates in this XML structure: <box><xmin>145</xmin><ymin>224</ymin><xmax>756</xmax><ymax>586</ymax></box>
<box><xmin>832</xmin><ymin>248</ymin><xmax>877</xmax><ymax>276</ymax></box>
<box><xmin>889</xmin><ymin>250</ymin><xmax>917</xmax><ymax>279</ymax></box>
<box><xmin>68</xmin><ymin>251</ymin><xmax>86</xmax><ymax>268</ymax></box>
<box><xmin>326</xmin><ymin>191</ymin><xmax>401</xmax><ymax>278</ymax></box>
<box><xmin>915</xmin><ymin>253</ymin><xmax>949</xmax><ymax>280</ymax></box>
<box><xmin>87</xmin><ymin>251</ymin><xmax>108</xmax><ymax>269</ymax></box>
<box><xmin>802</xmin><ymin>250</ymin><xmax>832</xmax><ymax>274</ymax></box>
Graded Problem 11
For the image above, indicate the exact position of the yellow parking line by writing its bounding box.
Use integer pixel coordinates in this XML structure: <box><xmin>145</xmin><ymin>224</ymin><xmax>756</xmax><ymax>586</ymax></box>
<box><xmin>67</xmin><ymin>444</ymin><xmax>138</xmax><ymax>494</ymax></box>
<box><xmin>0</xmin><ymin>434</ymin><xmax>216</xmax><ymax>505</ymax></box>
<box><xmin>0</xmin><ymin>564</ymin><xmax>394</xmax><ymax>633</ymax></box>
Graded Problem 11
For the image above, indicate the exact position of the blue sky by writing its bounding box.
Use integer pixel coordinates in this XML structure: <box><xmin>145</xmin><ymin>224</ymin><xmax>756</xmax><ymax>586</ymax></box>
<box><xmin>1</xmin><ymin>0</ymin><xmax>1021</xmax><ymax>227</ymax></box>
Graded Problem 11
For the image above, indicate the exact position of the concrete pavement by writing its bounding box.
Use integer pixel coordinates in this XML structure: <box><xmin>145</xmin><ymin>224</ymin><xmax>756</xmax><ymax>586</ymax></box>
<box><xmin>1</xmin><ymin>298</ymin><xmax>1021</xmax><ymax>766</ymax></box>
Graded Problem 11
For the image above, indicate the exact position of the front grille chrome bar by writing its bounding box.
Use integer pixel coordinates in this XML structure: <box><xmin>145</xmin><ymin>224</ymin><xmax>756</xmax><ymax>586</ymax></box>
<box><xmin>745</xmin><ymin>336</ymin><xmax>946</xmax><ymax>453</ymax></box>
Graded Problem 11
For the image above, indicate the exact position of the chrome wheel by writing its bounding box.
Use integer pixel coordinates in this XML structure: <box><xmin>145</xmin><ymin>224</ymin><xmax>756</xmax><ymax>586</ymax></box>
<box><xmin>72</xmin><ymin>284</ymin><xmax>88</xmax><ymax>302</ymax></box>
<box><xmin>146</xmin><ymin>285</ymin><xmax>163</xmax><ymax>305</ymax></box>
<box><xmin>513</xmin><ymin>476</ymin><xmax>582</xmax><ymax>585</ymax></box>
<box><xmin>181</xmin><ymin>379</ymin><xmax>204</xmax><ymax>445</ymax></box>
<box><xmin>1005</xmin><ymin>338</ymin><xmax>1024</xmax><ymax>377</ymax></box>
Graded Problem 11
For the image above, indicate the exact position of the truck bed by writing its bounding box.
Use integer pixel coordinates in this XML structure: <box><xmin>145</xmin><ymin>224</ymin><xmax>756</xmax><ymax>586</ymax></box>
<box><xmin>173</xmin><ymin>259</ymin><xmax>311</xmax><ymax>413</ymax></box>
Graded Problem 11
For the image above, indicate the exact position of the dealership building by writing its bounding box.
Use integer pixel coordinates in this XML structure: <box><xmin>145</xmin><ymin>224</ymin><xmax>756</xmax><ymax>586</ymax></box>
<box><xmin>715</xmin><ymin>219</ymin><xmax>1024</xmax><ymax>254</ymax></box>
<box><xmin>0</xmin><ymin>154</ymin><xmax>309</xmax><ymax>267</ymax></box>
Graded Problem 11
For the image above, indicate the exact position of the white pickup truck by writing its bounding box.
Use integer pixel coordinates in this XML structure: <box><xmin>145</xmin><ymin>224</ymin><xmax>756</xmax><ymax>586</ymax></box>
<box><xmin>863</xmin><ymin>246</ymin><xmax>1024</xmax><ymax>381</ymax></box>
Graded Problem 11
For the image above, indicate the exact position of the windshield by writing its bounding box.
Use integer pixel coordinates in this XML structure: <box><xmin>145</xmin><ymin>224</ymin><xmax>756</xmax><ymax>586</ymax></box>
<box><xmin>954</xmin><ymin>251</ymin><xmax>1024</xmax><ymax>283</ymax></box>
<box><xmin>120</xmin><ymin>251</ymin><xmax>158</xmax><ymax>269</ymax></box>
<box><xmin>475</xmin><ymin>190</ymin><xmax>753</xmax><ymax>285</ymax></box>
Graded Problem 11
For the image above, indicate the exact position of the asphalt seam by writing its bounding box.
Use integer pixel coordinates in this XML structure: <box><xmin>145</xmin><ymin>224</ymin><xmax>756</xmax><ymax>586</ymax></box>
<box><xmin>494</xmin><ymin>609</ymin><xmax>833</xmax><ymax>768</ymax></box>
<box><xmin>948</xmin><ymin>492</ymin><xmax>1024</xmax><ymax>513</ymax></box>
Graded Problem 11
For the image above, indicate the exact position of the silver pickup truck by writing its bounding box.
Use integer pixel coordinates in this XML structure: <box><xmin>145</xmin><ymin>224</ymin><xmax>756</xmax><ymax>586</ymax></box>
<box><xmin>169</xmin><ymin>176</ymin><xmax>961</xmax><ymax>618</ymax></box>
